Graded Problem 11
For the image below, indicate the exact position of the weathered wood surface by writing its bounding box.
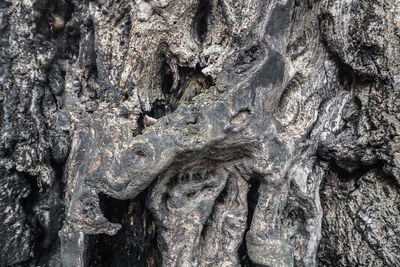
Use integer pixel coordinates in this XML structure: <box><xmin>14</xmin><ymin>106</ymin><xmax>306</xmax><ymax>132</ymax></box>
<box><xmin>1</xmin><ymin>0</ymin><xmax>399</xmax><ymax>266</ymax></box>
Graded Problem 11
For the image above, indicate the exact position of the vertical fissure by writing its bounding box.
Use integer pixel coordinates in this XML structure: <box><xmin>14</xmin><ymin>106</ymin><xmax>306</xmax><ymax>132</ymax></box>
<box><xmin>89</xmin><ymin>190</ymin><xmax>160</xmax><ymax>267</ymax></box>
<box><xmin>239</xmin><ymin>178</ymin><xmax>260</xmax><ymax>266</ymax></box>
<box><xmin>194</xmin><ymin>0</ymin><xmax>210</xmax><ymax>44</ymax></box>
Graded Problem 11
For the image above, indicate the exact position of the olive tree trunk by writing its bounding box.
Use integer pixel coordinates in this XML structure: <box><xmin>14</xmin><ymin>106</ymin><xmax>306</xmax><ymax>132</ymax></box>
<box><xmin>1</xmin><ymin>0</ymin><xmax>400</xmax><ymax>266</ymax></box>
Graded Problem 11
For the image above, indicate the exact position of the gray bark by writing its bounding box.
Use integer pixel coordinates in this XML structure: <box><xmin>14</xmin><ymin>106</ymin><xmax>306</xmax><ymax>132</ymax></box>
<box><xmin>1</xmin><ymin>0</ymin><xmax>399</xmax><ymax>266</ymax></box>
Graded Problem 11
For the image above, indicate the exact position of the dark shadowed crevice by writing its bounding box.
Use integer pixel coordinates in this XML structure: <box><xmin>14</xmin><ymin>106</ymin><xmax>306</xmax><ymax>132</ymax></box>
<box><xmin>335</xmin><ymin>57</ymin><xmax>355</xmax><ymax>89</ymax></box>
<box><xmin>0</xmin><ymin>99</ymin><xmax>3</xmax><ymax>151</ymax></box>
<box><xmin>234</xmin><ymin>45</ymin><xmax>262</xmax><ymax>68</ymax></box>
<box><xmin>36</xmin><ymin>8</ymin><xmax>51</xmax><ymax>37</ymax></box>
<box><xmin>33</xmin><ymin>160</ymin><xmax>66</xmax><ymax>266</ymax></box>
<box><xmin>20</xmin><ymin>173</ymin><xmax>47</xmax><ymax>266</ymax></box>
<box><xmin>89</xmin><ymin>190</ymin><xmax>160</xmax><ymax>267</ymax></box>
<box><xmin>133</xmin><ymin>62</ymin><xmax>214</xmax><ymax>137</ymax></box>
<box><xmin>239</xmin><ymin>178</ymin><xmax>260</xmax><ymax>266</ymax></box>
<box><xmin>194</xmin><ymin>0</ymin><xmax>210</xmax><ymax>44</ymax></box>
<box><xmin>64</xmin><ymin>6</ymin><xmax>81</xmax><ymax>57</ymax></box>
<box><xmin>148</xmin><ymin>99</ymin><xmax>170</xmax><ymax>119</ymax></box>
<box><xmin>173</xmin><ymin>65</ymin><xmax>214</xmax><ymax>105</ymax></box>
<box><xmin>330</xmin><ymin>160</ymin><xmax>385</xmax><ymax>194</ymax></box>
<box><xmin>330</xmin><ymin>160</ymin><xmax>384</xmax><ymax>181</ymax></box>
<box><xmin>35</xmin><ymin>0</ymin><xmax>74</xmax><ymax>39</ymax></box>
<box><xmin>132</xmin><ymin>112</ymin><xmax>145</xmax><ymax>137</ymax></box>
<box><xmin>162</xmin><ymin>60</ymin><xmax>214</xmax><ymax>108</ymax></box>
<box><xmin>19</xmin><ymin>159</ymin><xmax>67</xmax><ymax>266</ymax></box>
<box><xmin>161</xmin><ymin>62</ymin><xmax>174</xmax><ymax>97</ymax></box>
<box><xmin>132</xmin><ymin>99</ymin><xmax>168</xmax><ymax>137</ymax></box>
<box><xmin>21</xmin><ymin>174</ymin><xmax>41</xmax><ymax>233</ymax></box>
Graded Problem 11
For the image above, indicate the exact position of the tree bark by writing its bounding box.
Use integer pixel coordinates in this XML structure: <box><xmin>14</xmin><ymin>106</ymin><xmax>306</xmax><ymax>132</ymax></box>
<box><xmin>1</xmin><ymin>0</ymin><xmax>400</xmax><ymax>266</ymax></box>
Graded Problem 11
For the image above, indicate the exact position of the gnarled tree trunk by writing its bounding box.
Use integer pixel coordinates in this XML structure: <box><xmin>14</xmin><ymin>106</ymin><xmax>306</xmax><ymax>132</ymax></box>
<box><xmin>1</xmin><ymin>0</ymin><xmax>400</xmax><ymax>266</ymax></box>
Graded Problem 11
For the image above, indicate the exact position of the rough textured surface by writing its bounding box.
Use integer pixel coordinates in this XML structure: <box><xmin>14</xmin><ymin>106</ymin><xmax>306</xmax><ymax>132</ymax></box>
<box><xmin>319</xmin><ymin>169</ymin><xmax>400</xmax><ymax>266</ymax></box>
<box><xmin>1</xmin><ymin>0</ymin><xmax>400</xmax><ymax>266</ymax></box>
